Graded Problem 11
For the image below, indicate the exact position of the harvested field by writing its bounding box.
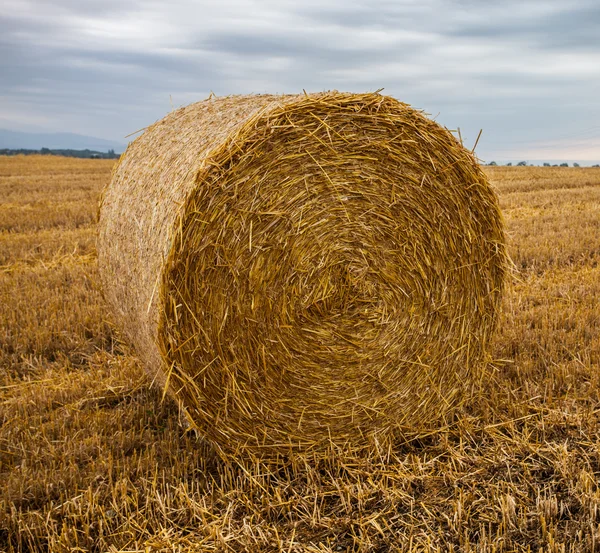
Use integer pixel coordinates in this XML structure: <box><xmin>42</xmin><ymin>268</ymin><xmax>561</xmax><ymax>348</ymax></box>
<box><xmin>1</xmin><ymin>156</ymin><xmax>600</xmax><ymax>552</ymax></box>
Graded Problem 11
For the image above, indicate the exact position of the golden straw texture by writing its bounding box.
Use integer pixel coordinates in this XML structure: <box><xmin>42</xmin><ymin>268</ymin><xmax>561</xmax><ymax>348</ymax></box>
<box><xmin>98</xmin><ymin>92</ymin><xmax>507</xmax><ymax>458</ymax></box>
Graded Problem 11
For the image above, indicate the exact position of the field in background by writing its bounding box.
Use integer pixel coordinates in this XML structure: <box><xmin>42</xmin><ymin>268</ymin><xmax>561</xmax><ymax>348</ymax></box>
<box><xmin>1</xmin><ymin>156</ymin><xmax>599</xmax><ymax>552</ymax></box>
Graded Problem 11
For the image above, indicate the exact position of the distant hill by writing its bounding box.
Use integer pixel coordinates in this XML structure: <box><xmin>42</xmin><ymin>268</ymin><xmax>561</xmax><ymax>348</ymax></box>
<box><xmin>0</xmin><ymin>128</ymin><xmax>127</xmax><ymax>153</ymax></box>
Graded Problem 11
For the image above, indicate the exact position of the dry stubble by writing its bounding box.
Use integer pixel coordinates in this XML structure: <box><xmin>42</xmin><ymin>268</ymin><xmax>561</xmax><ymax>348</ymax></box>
<box><xmin>0</xmin><ymin>158</ymin><xmax>599</xmax><ymax>552</ymax></box>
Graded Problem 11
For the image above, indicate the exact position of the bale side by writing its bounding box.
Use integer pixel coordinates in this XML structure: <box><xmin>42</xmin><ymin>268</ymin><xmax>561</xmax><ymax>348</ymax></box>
<box><xmin>98</xmin><ymin>95</ymin><xmax>295</xmax><ymax>388</ymax></box>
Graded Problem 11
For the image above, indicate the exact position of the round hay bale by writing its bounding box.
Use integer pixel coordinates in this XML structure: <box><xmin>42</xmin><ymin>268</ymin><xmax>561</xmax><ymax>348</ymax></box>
<box><xmin>98</xmin><ymin>92</ymin><xmax>507</xmax><ymax>458</ymax></box>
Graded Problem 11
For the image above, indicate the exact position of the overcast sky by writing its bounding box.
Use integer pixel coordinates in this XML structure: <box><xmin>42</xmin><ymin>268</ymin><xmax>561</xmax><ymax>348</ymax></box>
<box><xmin>1</xmin><ymin>0</ymin><xmax>599</xmax><ymax>162</ymax></box>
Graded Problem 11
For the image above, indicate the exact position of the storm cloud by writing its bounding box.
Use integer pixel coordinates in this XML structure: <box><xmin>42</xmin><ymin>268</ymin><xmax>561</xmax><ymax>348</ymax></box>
<box><xmin>1</xmin><ymin>0</ymin><xmax>599</xmax><ymax>161</ymax></box>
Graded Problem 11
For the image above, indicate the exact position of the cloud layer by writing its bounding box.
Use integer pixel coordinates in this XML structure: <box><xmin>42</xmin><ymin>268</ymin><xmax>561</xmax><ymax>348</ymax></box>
<box><xmin>1</xmin><ymin>0</ymin><xmax>599</xmax><ymax>161</ymax></box>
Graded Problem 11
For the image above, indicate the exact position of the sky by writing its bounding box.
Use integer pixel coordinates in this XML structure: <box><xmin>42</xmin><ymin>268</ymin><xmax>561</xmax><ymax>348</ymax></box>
<box><xmin>1</xmin><ymin>0</ymin><xmax>599</xmax><ymax>162</ymax></box>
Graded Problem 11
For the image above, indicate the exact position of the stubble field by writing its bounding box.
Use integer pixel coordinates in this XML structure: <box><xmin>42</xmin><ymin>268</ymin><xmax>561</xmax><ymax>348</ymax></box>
<box><xmin>1</xmin><ymin>156</ymin><xmax>599</xmax><ymax>552</ymax></box>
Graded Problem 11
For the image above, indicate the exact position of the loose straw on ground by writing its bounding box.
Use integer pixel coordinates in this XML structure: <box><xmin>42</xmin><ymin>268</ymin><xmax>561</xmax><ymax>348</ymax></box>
<box><xmin>98</xmin><ymin>92</ymin><xmax>507</xmax><ymax>459</ymax></box>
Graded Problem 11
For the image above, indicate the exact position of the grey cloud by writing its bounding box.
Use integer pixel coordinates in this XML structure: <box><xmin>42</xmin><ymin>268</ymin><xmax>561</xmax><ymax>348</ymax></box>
<box><xmin>200</xmin><ymin>32</ymin><xmax>411</xmax><ymax>68</ymax></box>
<box><xmin>446</xmin><ymin>3</ymin><xmax>600</xmax><ymax>51</ymax></box>
<box><xmin>54</xmin><ymin>0</ymin><xmax>140</xmax><ymax>15</ymax></box>
<box><xmin>292</xmin><ymin>4</ymin><xmax>430</xmax><ymax>29</ymax></box>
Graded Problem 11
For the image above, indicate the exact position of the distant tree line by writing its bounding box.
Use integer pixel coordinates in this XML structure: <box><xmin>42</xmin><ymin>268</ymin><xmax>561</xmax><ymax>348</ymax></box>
<box><xmin>0</xmin><ymin>148</ymin><xmax>120</xmax><ymax>159</ymax></box>
<box><xmin>487</xmin><ymin>161</ymin><xmax>599</xmax><ymax>167</ymax></box>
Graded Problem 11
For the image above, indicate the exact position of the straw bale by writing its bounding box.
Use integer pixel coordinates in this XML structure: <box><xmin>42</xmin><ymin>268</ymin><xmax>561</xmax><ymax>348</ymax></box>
<box><xmin>98</xmin><ymin>92</ymin><xmax>507</xmax><ymax>458</ymax></box>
